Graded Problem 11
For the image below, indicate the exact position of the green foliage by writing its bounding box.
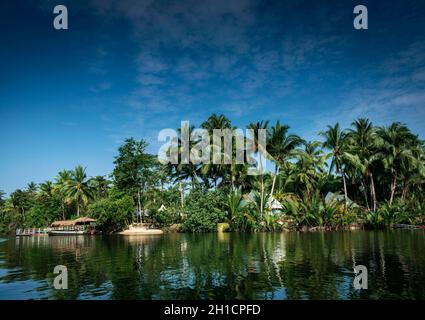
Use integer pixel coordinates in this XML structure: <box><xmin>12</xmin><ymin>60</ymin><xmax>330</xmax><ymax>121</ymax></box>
<box><xmin>261</xmin><ymin>214</ymin><xmax>281</xmax><ymax>231</ymax></box>
<box><xmin>279</xmin><ymin>192</ymin><xmax>358</xmax><ymax>229</ymax></box>
<box><xmin>1</xmin><ymin>116</ymin><xmax>425</xmax><ymax>233</ymax></box>
<box><xmin>88</xmin><ymin>195</ymin><xmax>134</xmax><ymax>233</ymax></box>
<box><xmin>113</xmin><ymin>138</ymin><xmax>157</xmax><ymax>220</ymax></box>
<box><xmin>365</xmin><ymin>198</ymin><xmax>425</xmax><ymax>228</ymax></box>
<box><xmin>150</xmin><ymin>206</ymin><xmax>181</xmax><ymax>226</ymax></box>
<box><xmin>64</xmin><ymin>166</ymin><xmax>95</xmax><ymax>217</ymax></box>
<box><xmin>181</xmin><ymin>189</ymin><xmax>226</xmax><ymax>232</ymax></box>
<box><xmin>228</xmin><ymin>202</ymin><xmax>259</xmax><ymax>232</ymax></box>
<box><xmin>0</xmin><ymin>190</ymin><xmax>5</xmax><ymax>207</ymax></box>
<box><xmin>24</xmin><ymin>197</ymin><xmax>62</xmax><ymax>228</ymax></box>
<box><xmin>142</xmin><ymin>187</ymin><xmax>182</xmax><ymax>226</ymax></box>
<box><xmin>0</xmin><ymin>201</ymin><xmax>22</xmax><ymax>234</ymax></box>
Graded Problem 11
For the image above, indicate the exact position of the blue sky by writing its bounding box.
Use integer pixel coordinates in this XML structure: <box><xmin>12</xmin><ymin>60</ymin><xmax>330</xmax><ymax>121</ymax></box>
<box><xmin>1</xmin><ymin>0</ymin><xmax>425</xmax><ymax>194</ymax></box>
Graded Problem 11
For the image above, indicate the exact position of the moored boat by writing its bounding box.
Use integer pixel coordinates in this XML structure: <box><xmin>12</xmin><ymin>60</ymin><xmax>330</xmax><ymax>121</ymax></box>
<box><xmin>49</xmin><ymin>217</ymin><xmax>96</xmax><ymax>236</ymax></box>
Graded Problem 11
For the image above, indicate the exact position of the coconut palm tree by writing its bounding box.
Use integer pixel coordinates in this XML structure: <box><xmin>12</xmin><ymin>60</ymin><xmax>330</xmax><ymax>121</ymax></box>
<box><xmin>288</xmin><ymin>141</ymin><xmax>329</xmax><ymax>199</ymax></box>
<box><xmin>90</xmin><ymin>175</ymin><xmax>111</xmax><ymax>198</ymax></box>
<box><xmin>320</xmin><ymin>123</ymin><xmax>352</xmax><ymax>211</ymax></box>
<box><xmin>201</xmin><ymin>114</ymin><xmax>233</xmax><ymax>188</ymax></box>
<box><xmin>267</xmin><ymin>121</ymin><xmax>303</xmax><ymax>199</ymax></box>
<box><xmin>201</xmin><ymin>113</ymin><xmax>232</xmax><ymax>133</ymax></box>
<box><xmin>37</xmin><ymin>181</ymin><xmax>55</xmax><ymax>225</ymax></box>
<box><xmin>64</xmin><ymin>166</ymin><xmax>94</xmax><ymax>217</ymax></box>
<box><xmin>39</xmin><ymin>181</ymin><xmax>54</xmax><ymax>199</ymax></box>
<box><xmin>26</xmin><ymin>182</ymin><xmax>38</xmax><ymax>196</ymax></box>
<box><xmin>399</xmin><ymin>144</ymin><xmax>425</xmax><ymax>200</ymax></box>
<box><xmin>348</xmin><ymin>119</ymin><xmax>379</xmax><ymax>211</ymax></box>
<box><xmin>54</xmin><ymin>170</ymin><xmax>72</xmax><ymax>220</ymax></box>
<box><xmin>176</xmin><ymin>123</ymin><xmax>202</xmax><ymax>189</ymax></box>
<box><xmin>377</xmin><ymin>123</ymin><xmax>417</xmax><ymax>205</ymax></box>
<box><xmin>166</xmin><ymin>124</ymin><xmax>201</xmax><ymax>206</ymax></box>
<box><xmin>10</xmin><ymin>189</ymin><xmax>30</xmax><ymax>217</ymax></box>
<box><xmin>247</xmin><ymin>120</ymin><xmax>269</xmax><ymax>218</ymax></box>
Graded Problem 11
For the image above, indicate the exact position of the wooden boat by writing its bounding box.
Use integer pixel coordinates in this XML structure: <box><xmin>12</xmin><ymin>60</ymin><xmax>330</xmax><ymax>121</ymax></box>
<box><xmin>49</xmin><ymin>217</ymin><xmax>96</xmax><ymax>236</ymax></box>
<box><xmin>118</xmin><ymin>223</ymin><xmax>163</xmax><ymax>235</ymax></box>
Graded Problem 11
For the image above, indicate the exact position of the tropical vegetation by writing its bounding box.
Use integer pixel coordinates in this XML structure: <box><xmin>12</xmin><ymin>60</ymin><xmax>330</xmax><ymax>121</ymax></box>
<box><xmin>1</xmin><ymin>115</ymin><xmax>424</xmax><ymax>234</ymax></box>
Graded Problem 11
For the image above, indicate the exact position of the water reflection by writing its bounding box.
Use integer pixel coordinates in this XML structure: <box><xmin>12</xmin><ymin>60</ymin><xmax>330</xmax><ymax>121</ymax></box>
<box><xmin>0</xmin><ymin>231</ymin><xmax>424</xmax><ymax>299</ymax></box>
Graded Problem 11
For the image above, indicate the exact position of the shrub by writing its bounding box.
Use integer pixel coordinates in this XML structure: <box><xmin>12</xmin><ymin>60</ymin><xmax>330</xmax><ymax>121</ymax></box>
<box><xmin>364</xmin><ymin>198</ymin><xmax>425</xmax><ymax>228</ymax></box>
<box><xmin>280</xmin><ymin>192</ymin><xmax>357</xmax><ymax>229</ymax></box>
<box><xmin>150</xmin><ymin>206</ymin><xmax>181</xmax><ymax>226</ymax></box>
<box><xmin>181</xmin><ymin>189</ymin><xmax>226</xmax><ymax>232</ymax></box>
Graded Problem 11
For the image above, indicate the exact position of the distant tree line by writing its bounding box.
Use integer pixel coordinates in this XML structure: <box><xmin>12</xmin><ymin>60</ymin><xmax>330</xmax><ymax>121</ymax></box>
<box><xmin>1</xmin><ymin>114</ymin><xmax>424</xmax><ymax>234</ymax></box>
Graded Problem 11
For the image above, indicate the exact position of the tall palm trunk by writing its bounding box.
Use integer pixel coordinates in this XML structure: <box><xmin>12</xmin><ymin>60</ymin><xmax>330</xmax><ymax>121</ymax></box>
<box><xmin>342</xmin><ymin>170</ymin><xmax>348</xmax><ymax>212</ymax></box>
<box><xmin>62</xmin><ymin>202</ymin><xmax>66</xmax><ymax>220</ymax></box>
<box><xmin>260</xmin><ymin>176</ymin><xmax>264</xmax><ymax>218</ymax></box>
<box><xmin>360</xmin><ymin>178</ymin><xmax>369</xmax><ymax>210</ymax></box>
<box><xmin>231</xmin><ymin>171</ymin><xmax>235</xmax><ymax>191</ymax></box>
<box><xmin>389</xmin><ymin>173</ymin><xmax>397</xmax><ymax>206</ymax></box>
<box><xmin>179</xmin><ymin>182</ymin><xmax>184</xmax><ymax>208</ymax></box>
<box><xmin>259</xmin><ymin>155</ymin><xmax>264</xmax><ymax>218</ymax></box>
<box><xmin>77</xmin><ymin>198</ymin><xmax>80</xmax><ymax>217</ymax></box>
<box><xmin>370</xmin><ymin>172</ymin><xmax>377</xmax><ymax>211</ymax></box>
<box><xmin>270</xmin><ymin>165</ymin><xmax>279</xmax><ymax>200</ymax></box>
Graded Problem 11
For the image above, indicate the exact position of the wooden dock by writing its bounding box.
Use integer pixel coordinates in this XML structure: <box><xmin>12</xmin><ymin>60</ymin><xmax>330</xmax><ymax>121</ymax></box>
<box><xmin>16</xmin><ymin>228</ymin><xmax>49</xmax><ymax>237</ymax></box>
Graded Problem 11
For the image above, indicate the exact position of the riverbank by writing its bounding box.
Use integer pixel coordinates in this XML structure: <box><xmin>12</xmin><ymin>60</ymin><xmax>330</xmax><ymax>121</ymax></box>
<box><xmin>3</xmin><ymin>221</ymin><xmax>425</xmax><ymax>237</ymax></box>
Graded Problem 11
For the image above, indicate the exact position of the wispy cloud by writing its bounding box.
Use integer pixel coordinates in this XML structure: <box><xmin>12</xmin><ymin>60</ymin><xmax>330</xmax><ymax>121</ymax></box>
<box><xmin>307</xmin><ymin>40</ymin><xmax>425</xmax><ymax>139</ymax></box>
<box><xmin>90</xmin><ymin>81</ymin><xmax>112</xmax><ymax>93</ymax></box>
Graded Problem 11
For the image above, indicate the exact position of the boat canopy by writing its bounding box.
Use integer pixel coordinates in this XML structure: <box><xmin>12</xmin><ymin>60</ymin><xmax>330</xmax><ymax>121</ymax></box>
<box><xmin>50</xmin><ymin>217</ymin><xmax>96</xmax><ymax>227</ymax></box>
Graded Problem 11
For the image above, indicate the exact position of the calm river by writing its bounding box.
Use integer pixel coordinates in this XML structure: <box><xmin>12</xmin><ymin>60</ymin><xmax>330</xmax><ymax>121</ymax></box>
<box><xmin>0</xmin><ymin>230</ymin><xmax>424</xmax><ymax>299</ymax></box>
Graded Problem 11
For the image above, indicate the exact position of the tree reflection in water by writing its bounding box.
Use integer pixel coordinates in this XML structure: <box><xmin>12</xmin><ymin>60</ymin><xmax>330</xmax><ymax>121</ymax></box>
<box><xmin>0</xmin><ymin>230</ymin><xmax>424</xmax><ymax>299</ymax></box>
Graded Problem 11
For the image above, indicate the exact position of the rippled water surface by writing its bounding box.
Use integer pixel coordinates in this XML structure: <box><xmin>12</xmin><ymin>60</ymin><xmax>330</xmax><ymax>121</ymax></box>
<box><xmin>0</xmin><ymin>230</ymin><xmax>424</xmax><ymax>299</ymax></box>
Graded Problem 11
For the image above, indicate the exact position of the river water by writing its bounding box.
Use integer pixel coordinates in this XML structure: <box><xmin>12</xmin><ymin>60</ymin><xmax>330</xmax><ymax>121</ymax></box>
<box><xmin>0</xmin><ymin>230</ymin><xmax>424</xmax><ymax>299</ymax></box>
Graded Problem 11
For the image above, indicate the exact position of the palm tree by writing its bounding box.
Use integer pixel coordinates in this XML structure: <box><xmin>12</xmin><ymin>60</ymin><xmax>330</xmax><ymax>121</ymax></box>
<box><xmin>223</xmin><ymin>188</ymin><xmax>245</xmax><ymax>222</ymax></box>
<box><xmin>176</xmin><ymin>123</ymin><xmax>202</xmax><ymax>189</ymax></box>
<box><xmin>165</xmin><ymin>123</ymin><xmax>201</xmax><ymax>206</ymax></box>
<box><xmin>320</xmin><ymin>123</ymin><xmax>351</xmax><ymax>211</ymax></box>
<box><xmin>377</xmin><ymin>123</ymin><xmax>418</xmax><ymax>205</ymax></box>
<box><xmin>247</xmin><ymin>120</ymin><xmax>269</xmax><ymax>218</ymax></box>
<box><xmin>201</xmin><ymin>113</ymin><xmax>232</xmax><ymax>133</ymax></box>
<box><xmin>267</xmin><ymin>121</ymin><xmax>303</xmax><ymax>199</ymax></box>
<box><xmin>64</xmin><ymin>166</ymin><xmax>94</xmax><ymax>217</ymax></box>
<box><xmin>289</xmin><ymin>141</ymin><xmax>329</xmax><ymax>199</ymax></box>
<box><xmin>201</xmin><ymin>114</ymin><xmax>233</xmax><ymax>188</ymax></box>
<box><xmin>348</xmin><ymin>119</ymin><xmax>378</xmax><ymax>211</ymax></box>
<box><xmin>90</xmin><ymin>175</ymin><xmax>111</xmax><ymax>198</ymax></box>
<box><xmin>39</xmin><ymin>181</ymin><xmax>54</xmax><ymax>199</ymax></box>
<box><xmin>38</xmin><ymin>181</ymin><xmax>54</xmax><ymax>225</ymax></box>
<box><xmin>26</xmin><ymin>182</ymin><xmax>38</xmax><ymax>196</ymax></box>
<box><xmin>10</xmin><ymin>189</ymin><xmax>30</xmax><ymax>217</ymax></box>
<box><xmin>400</xmin><ymin>144</ymin><xmax>425</xmax><ymax>200</ymax></box>
<box><xmin>54</xmin><ymin>170</ymin><xmax>72</xmax><ymax>220</ymax></box>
